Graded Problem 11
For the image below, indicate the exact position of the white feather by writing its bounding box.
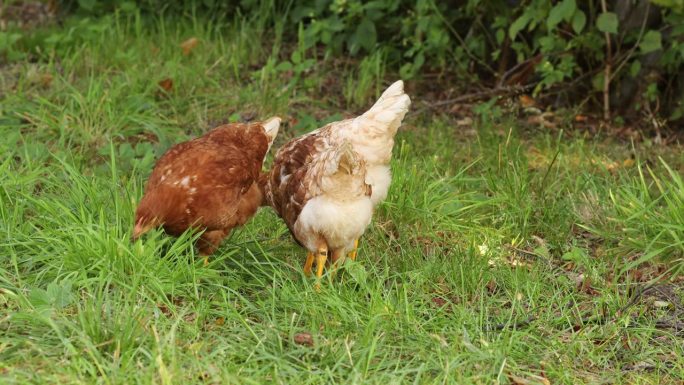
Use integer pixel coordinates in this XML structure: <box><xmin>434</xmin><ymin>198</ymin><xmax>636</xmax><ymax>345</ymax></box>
<box><xmin>358</xmin><ymin>80</ymin><xmax>411</xmax><ymax>136</ymax></box>
<box><xmin>295</xmin><ymin>195</ymin><xmax>373</xmax><ymax>253</ymax></box>
<box><xmin>365</xmin><ymin>165</ymin><xmax>392</xmax><ymax>206</ymax></box>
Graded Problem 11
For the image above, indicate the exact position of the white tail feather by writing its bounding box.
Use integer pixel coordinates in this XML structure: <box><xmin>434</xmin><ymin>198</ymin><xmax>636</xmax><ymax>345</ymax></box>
<box><xmin>358</xmin><ymin>80</ymin><xmax>411</xmax><ymax>135</ymax></box>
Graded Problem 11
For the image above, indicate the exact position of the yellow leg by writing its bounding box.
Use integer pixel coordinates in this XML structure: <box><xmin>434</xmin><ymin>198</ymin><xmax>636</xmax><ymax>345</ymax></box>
<box><xmin>303</xmin><ymin>251</ymin><xmax>314</xmax><ymax>276</ymax></box>
<box><xmin>203</xmin><ymin>256</ymin><xmax>209</xmax><ymax>266</ymax></box>
<box><xmin>314</xmin><ymin>246</ymin><xmax>328</xmax><ymax>291</ymax></box>
<box><xmin>347</xmin><ymin>239</ymin><xmax>359</xmax><ymax>261</ymax></box>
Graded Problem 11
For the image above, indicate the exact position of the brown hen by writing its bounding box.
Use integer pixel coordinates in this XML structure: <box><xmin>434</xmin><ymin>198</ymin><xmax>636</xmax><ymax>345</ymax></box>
<box><xmin>133</xmin><ymin>118</ymin><xmax>280</xmax><ymax>259</ymax></box>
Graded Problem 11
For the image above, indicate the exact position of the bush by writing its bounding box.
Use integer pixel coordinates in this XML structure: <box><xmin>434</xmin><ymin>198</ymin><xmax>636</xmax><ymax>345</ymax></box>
<box><xmin>8</xmin><ymin>0</ymin><xmax>684</xmax><ymax>126</ymax></box>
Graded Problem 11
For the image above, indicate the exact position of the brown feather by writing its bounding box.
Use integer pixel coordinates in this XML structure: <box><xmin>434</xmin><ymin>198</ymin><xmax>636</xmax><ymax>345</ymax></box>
<box><xmin>134</xmin><ymin>122</ymin><xmax>274</xmax><ymax>254</ymax></box>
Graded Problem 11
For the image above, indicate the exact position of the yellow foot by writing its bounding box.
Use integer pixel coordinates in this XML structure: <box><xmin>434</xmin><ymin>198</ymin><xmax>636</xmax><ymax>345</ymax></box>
<box><xmin>314</xmin><ymin>245</ymin><xmax>328</xmax><ymax>290</ymax></box>
<box><xmin>347</xmin><ymin>239</ymin><xmax>359</xmax><ymax>261</ymax></box>
<box><xmin>303</xmin><ymin>251</ymin><xmax>314</xmax><ymax>277</ymax></box>
<box><xmin>202</xmin><ymin>256</ymin><xmax>209</xmax><ymax>266</ymax></box>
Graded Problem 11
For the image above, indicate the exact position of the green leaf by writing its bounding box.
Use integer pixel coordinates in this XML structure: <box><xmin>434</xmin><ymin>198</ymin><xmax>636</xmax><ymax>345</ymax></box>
<box><xmin>77</xmin><ymin>0</ymin><xmax>96</xmax><ymax>11</ymax></box>
<box><xmin>276</xmin><ymin>61</ymin><xmax>293</xmax><ymax>72</ymax></box>
<box><xmin>509</xmin><ymin>13</ymin><xmax>531</xmax><ymax>40</ymax></box>
<box><xmin>413</xmin><ymin>52</ymin><xmax>425</xmax><ymax>71</ymax></box>
<box><xmin>399</xmin><ymin>63</ymin><xmax>412</xmax><ymax>79</ymax></box>
<box><xmin>228</xmin><ymin>113</ymin><xmax>241</xmax><ymax>123</ymax></box>
<box><xmin>592</xmin><ymin>72</ymin><xmax>605</xmax><ymax>91</ymax></box>
<box><xmin>572</xmin><ymin>10</ymin><xmax>586</xmax><ymax>34</ymax></box>
<box><xmin>355</xmin><ymin>17</ymin><xmax>377</xmax><ymax>52</ymax></box>
<box><xmin>345</xmin><ymin>260</ymin><xmax>368</xmax><ymax>286</ymax></box>
<box><xmin>0</xmin><ymin>32</ymin><xmax>22</xmax><ymax>48</ymax></box>
<box><xmin>291</xmin><ymin>50</ymin><xmax>301</xmax><ymax>64</ymax></box>
<box><xmin>640</xmin><ymin>30</ymin><xmax>662</xmax><ymax>53</ymax></box>
<box><xmin>119</xmin><ymin>1</ymin><xmax>138</xmax><ymax>12</ymax></box>
<box><xmin>596</xmin><ymin>12</ymin><xmax>619</xmax><ymax>34</ymax></box>
<box><xmin>630</xmin><ymin>60</ymin><xmax>642</xmax><ymax>77</ymax></box>
<box><xmin>495</xmin><ymin>28</ymin><xmax>505</xmax><ymax>44</ymax></box>
<box><xmin>47</xmin><ymin>281</ymin><xmax>73</xmax><ymax>309</ymax></box>
<box><xmin>561</xmin><ymin>247</ymin><xmax>588</xmax><ymax>264</ymax></box>
<box><xmin>533</xmin><ymin>245</ymin><xmax>550</xmax><ymax>259</ymax></box>
<box><xmin>547</xmin><ymin>0</ymin><xmax>576</xmax><ymax>30</ymax></box>
<box><xmin>294</xmin><ymin>59</ymin><xmax>316</xmax><ymax>73</ymax></box>
<box><xmin>29</xmin><ymin>288</ymin><xmax>50</xmax><ymax>308</ymax></box>
<box><xmin>649</xmin><ymin>0</ymin><xmax>684</xmax><ymax>13</ymax></box>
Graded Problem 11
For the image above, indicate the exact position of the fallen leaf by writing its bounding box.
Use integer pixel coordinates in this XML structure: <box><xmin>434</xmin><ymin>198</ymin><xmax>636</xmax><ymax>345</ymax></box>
<box><xmin>519</xmin><ymin>94</ymin><xmax>536</xmax><ymax>108</ymax></box>
<box><xmin>622</xmin><ymin>158</ymin><xmax>635</xmax><ymax>168</ymax></box>
<box><xmin>578</xmin><ymin>275</ymin><xmax>598</xmax><ymax>295</ymax></box>
<box><xmin>605</xmin><ymin>161</ymin><xmax>619</xmax><ymax>173</ymax></box>
<box><xmin>509</xmin><ymin>257</ymin><xmax>528</xmax><ymax>268</ymax></box>
<box><xmin>180</xmin><ymin>37</ymin><xmax>199</xmax><ymax>56</ymax></box>
<box><xmin>574</xmin><ymin>114</ymin><xmax>588</xmax><ymax>122</ymax></box>
<box><xmin>486</xmin><ymin>279</ymin><xmax>497</xmax><ymax>294</ymax></box>
<box><xmin>40</xmin><ymin>74</ymin><xmax>53</xmax><ymax>87</ymax></box>
<box><xmin>527</xmin><ymin>112</ymin><xmax>557</xmax><ymax>129</ymax></box>
<box><xmin>508</xmin><ymin>373</ymin><xmax>551</xmax><ymax>385</ymax></box>
<box><xmin>214</xmin><ymin>317</ymin><xmax>225</xmax><ymax>326</ymax></box>
<box><xmin>653</xmin><ymin>300</ymin><xmax>670</xmax><ymax>308</ymax></box>
<box><xmin>430</xmin><ymin>333</ymin><xmax>448</xmax><ymax>347</ymax></box>
<box><xmin>157</xmin><ymin>303</ymin><xmax>172</xmax><ymax>317</ymax></box>
<box><xmin>456</xmin><ymin>117</ymin><xmax>473</xmax><ymax>127</ymax></box>
<box><xmin>241</xmin><ymin>111</ymin><xmax>256</xmax><ymax>122</ymax></box>
<box><xmin>293</xmin><ymin>332</ymin><xmax>314</xmax><ymax>347</ymax></box>
<box><xmin>539</xmin><ymin>363</ymin><xmax>551</xmax><ymax>385</ymax></box>
<box><xmin>623</xmin><ymin>360</ymin><xmax>657</xmax><ymax>371</ymax></box>
<box><xmin>158</xmin><ymin>78</ymin><xmax>173</xmax><ymax>92</ymax></box>
<box><xmin>432</xmin><ymin>297</ymin><xmax>447</xmax><ymax>307</ymax></box>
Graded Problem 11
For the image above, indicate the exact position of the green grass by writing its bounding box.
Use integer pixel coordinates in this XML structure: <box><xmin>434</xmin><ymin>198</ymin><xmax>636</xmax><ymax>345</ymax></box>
<box><xmin>2</xmin><ymin>13</ymin><xmax>684</xmax><ymax>384</ymax></box>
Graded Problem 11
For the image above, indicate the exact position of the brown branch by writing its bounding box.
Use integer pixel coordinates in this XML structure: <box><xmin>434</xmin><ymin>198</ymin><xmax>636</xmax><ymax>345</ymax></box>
<box><xmin>427</xmin><ymin>0</ymin><xmax>497</xmax><ymax>76</ymax></box>
<box><xmin>422</xmin><ymin>83</ymin><xmax>536</xmax><ymax>110</ymax></box>
<box><xmin>610</xmin><ymin>2</ymin><xmax>651</xmax><ymax>81</ymax></box>
<box><xmin>601</xmin><ymin>0</ymin><xmax>612</xmax><ymax>123</ymax></box>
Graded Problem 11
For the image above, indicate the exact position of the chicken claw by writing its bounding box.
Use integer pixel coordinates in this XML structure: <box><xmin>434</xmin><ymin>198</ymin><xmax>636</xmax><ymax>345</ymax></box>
<box><xmin>303</xmin><ymin>251</ymin><xmax>314</xmax><ymax>276</ymax></box>
<box><xmin>347</xmin><ymin>239</ymin><xmax>359</xmax><ymax>261</ymax></box>
<box><xmin>314</xmin><ymin>246</ymin><xmax>328</xmax><ymax>291</ymax></box>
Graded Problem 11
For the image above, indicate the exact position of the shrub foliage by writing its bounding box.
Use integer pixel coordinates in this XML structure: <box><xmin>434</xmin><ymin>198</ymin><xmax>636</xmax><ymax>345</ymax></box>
<box><xmin>4</xmin><ymin>0</ymin><xmax>684</xmax><ymax>125</ymax></box>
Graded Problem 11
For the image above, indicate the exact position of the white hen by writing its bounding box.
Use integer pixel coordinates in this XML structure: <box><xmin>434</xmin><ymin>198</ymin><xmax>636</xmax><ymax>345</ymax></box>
<box><xmin>266</xmin><ymin>139</ymin><xmax>373</xmax><ymax>286</ymax></box>
<box><xmin>265</xmin><ymin>81</ymin><xmax>410</xmax><ymax>282</ymax></box>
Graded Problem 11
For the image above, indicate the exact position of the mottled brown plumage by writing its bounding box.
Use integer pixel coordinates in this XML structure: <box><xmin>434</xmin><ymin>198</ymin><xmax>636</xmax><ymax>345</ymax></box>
<box><xmin>266</xmin><ymin>133</ymin><xmax>320</xmax><ymax>239</ymax></box>
<box><xmin>133</xmin><ymin>118</ymin><xmax>280</xmax><ymax>255</ymax></box>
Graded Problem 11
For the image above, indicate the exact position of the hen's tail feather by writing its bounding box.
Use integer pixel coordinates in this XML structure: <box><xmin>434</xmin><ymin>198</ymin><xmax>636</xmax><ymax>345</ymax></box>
<box><xmin>358</xmin><ymin>80</ymin><xmax>411</xmax><ymax>135</ymax></box>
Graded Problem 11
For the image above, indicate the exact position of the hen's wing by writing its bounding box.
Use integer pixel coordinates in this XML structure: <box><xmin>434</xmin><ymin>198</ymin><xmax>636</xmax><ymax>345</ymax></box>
<box><xmin>144</xmin><ymin>128</ymin><xmax>264</xmax><ymax>233</ymax></box>
<box><xmin>267</xmin><ymin>132</ymin><xmax>329</xmax><ymax>238</ymax></box>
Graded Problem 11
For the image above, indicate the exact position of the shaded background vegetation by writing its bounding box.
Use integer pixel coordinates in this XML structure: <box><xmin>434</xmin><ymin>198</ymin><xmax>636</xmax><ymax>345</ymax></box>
<box><xmin>3</xmin><ymin>0</ymin><xmax>683</xmax><ymax>131</ymax></box>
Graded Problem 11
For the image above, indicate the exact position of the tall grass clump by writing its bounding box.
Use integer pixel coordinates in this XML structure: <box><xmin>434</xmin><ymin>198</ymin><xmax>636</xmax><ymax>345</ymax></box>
<box><xmin>596</xmin><ymin>159</ymin><xmax>684</xmax><ymax>275</ymax></box>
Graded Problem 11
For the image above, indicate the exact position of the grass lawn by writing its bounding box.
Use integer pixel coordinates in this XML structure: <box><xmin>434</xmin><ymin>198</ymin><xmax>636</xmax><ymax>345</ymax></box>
<box><xmin>1</xmin><ymin>13</ymin><xmax>683</xmax><ymax>384</ymax></box>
